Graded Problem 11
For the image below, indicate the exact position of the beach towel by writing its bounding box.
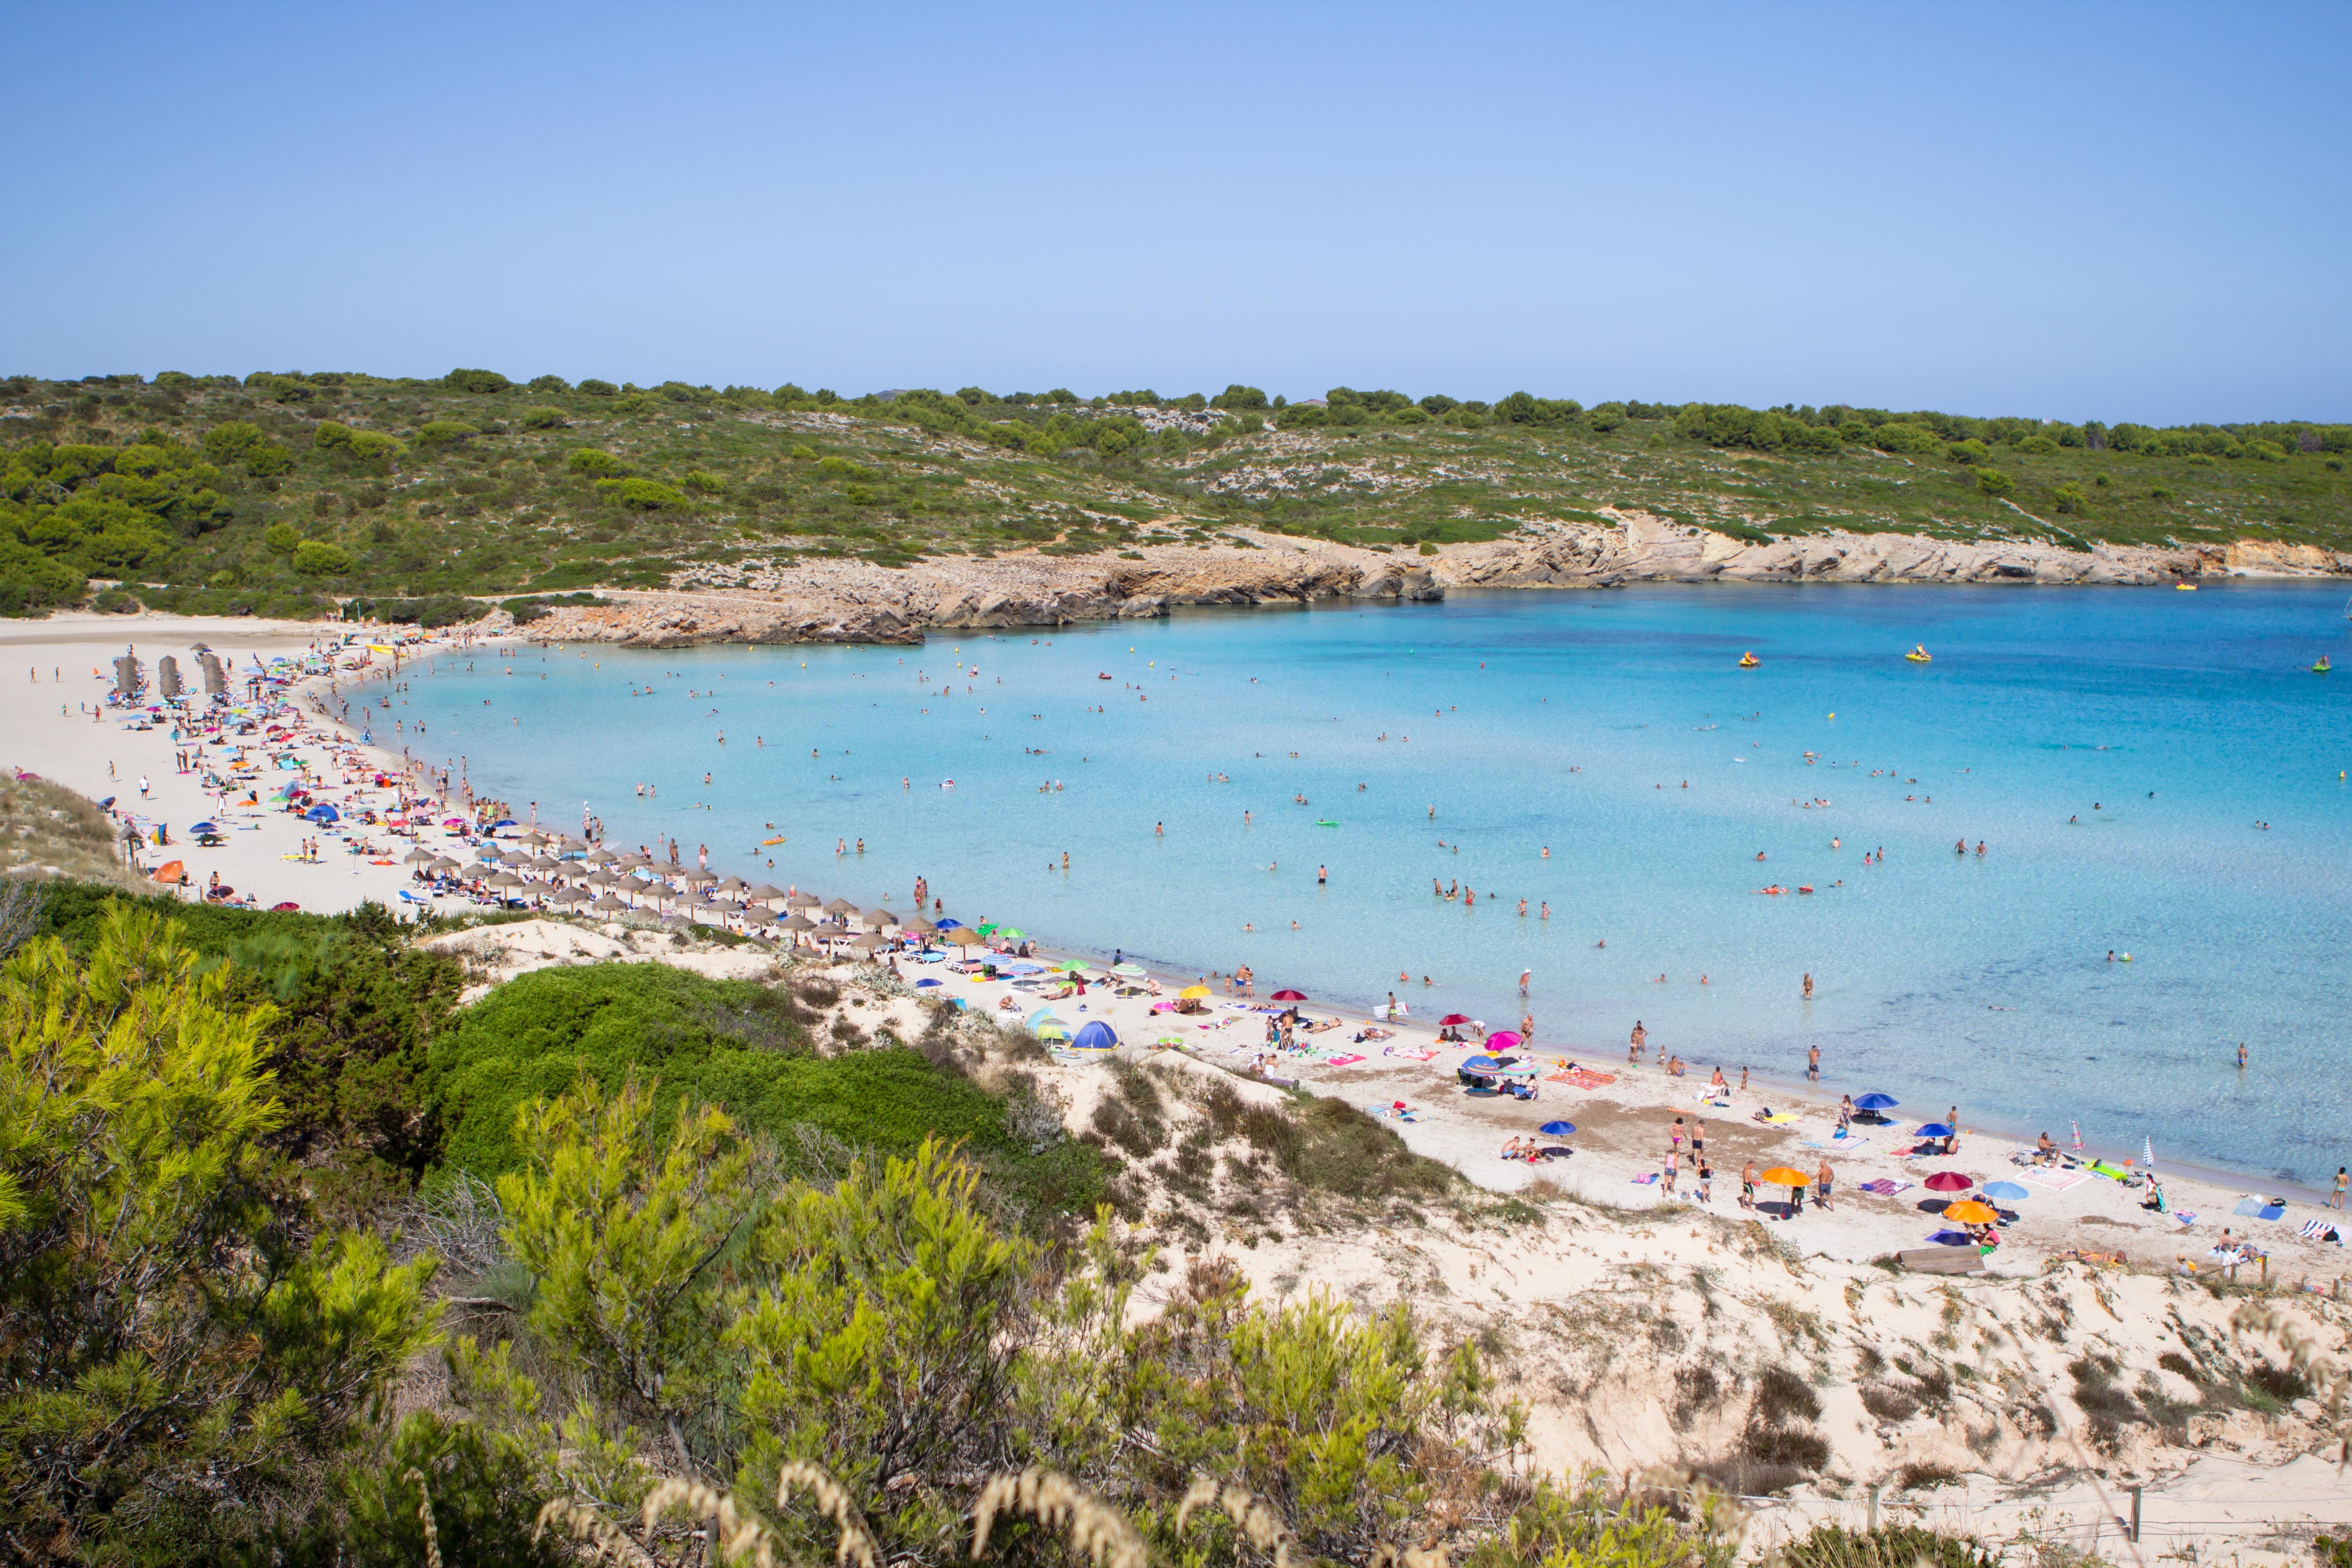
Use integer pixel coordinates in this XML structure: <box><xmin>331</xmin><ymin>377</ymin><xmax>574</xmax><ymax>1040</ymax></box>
<box><xmin>2021</xmin><ymin>1166</ymin><xmax>2088</xmax><ymax>1191</ymax></box>
<box><xmin>2230</xmin><ymin>1197</ymin><xmax>2288</xmax><ymax>1220</ymax></box>
<box><xmin>1758</xmin><ymin>1112</ymin><xmax>1800</xmax><ymax>1125</ymax></box>
<box><xmin>1326</xmin><ymin>1053</ymin><xmax>1366</xmax><ymax>1068</ymax></box>
<box><xmin>1630</xmin><ymin>1172</ymin><xmax>1659</xmax><ymax>1185</ymax></box>
<box><xmin>2174</xmin><ymin>1211</ymin><xmax>2196</xmax><ymax>1227</ymax></box>
<box><xmin>1859</xmin><ymin>1179</ymin><xmax>1912</xmax><ymax>1198</ymax></box>
<box><xmin>1551</xmin><ymin>1068</ymin><xmax>1616</xmax><ymax>1088</ymax></box>
<box><xmin>1383</xmin><ymin>1045</ymin><xmax>1437</xmax><ymax>1061</ymax></box>
<box><xmin>2300</xmin><ymin>1219</ymin><xmax>2343</xmax><ymax>1244</ymax></box>
<box><xmin>1802</xmin><ymin>1136</ymin><xmax>1869</xmax><ymax>1152</ymax></box>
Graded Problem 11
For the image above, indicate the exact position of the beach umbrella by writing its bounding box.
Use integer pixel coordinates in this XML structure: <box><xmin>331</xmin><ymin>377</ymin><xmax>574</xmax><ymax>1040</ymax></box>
<box><xmin>586</xmin><ymin>846</ymin><xmax>617</xmax><ymax>864</ymax></box>
<box><xmin>824</xmin><ymin>897</ymin><xmax>856</xmax><ymax>914</ymax></box>
<box><xmin>1853</xmin><ymin>1093</ymin><xmax>1900</xmax><ymax>1111</ymax></box>
<box><xmin>1923</xmin><ymin>1171</ymin><xmax>1974</xmax><ymax>1193</ymax></box>
<box><xmin>862</xmin><ymin>908</ymin><xmax>897</xmax><ymax>927</ymax></box>
<box><xmin>975</xmin><ymin>922</ymin><xmax>999</xmax><ymax>937</ymax></box>
<box><xmin>1539</xmin><ymin>1120</ymin><xmax>1577</xmax><ymax>1137</ymax></box>
<box><xmin>943</xmin><ymin>927</ymin><xmax>986</xmax><ymax>947</ymax></box>
<box><xmin>849</xmin><ymin>932</ymin><xmax>885</xmax><ymax>949</ymax></box>
<box><xmin>715</xmin><ymin>875</ymin><xmax>746</xmax><ymax>892</ymax></box>
<box><xmin>429</xmin><ymin>856</ymin><xmax>461</xmax><ymax>873</ymax></box>
<box><xmin>786</xmin><ymin>892</ymin><xmax>820</xmax><ymax>908</ymax></box>
<box><xmin>747</xmin><ymin>883</ymin><xmax>787</xmax><ymax>902</ymax></box>
<box><xmin>590</xmin><ymin>894</ymin><xmax>629</xmax><ymax>912</ymax></box>
<box><xmin>1270</xmin><ymin>989</ymin><xmax>1308</xmax><ymax>1001</ymax></box>
<box><xmin>404</xmin><ymin>848</ymin><xmax>436</xmax><ymax>865</ymax></box>
<box><xmin>1485</xmin><ymin>1030</ymin><xmax>1523</xmax><ymax>1049</ymax></box>
<box><xmin>1178</xmin><ymin>984</ymin><xmax>1210</xmax><ymax>999</ymax></box>
<box><xmin>780</xmin><ymin>914</ymin><xmax>817</xmax><ymax>932</ymax></box>
<box><xmin>1110</xmin><ymin>962</ymin><xmax>1146</xmax><ymax>977</ymax></box>
<box><xmin>1926</xmin><ymin>1230</ymin><xmax>1975</xmax><ymax>1247</ymax></box>
<box><xmin>1025</xmin><ymin>1007</ymin><xmax>1062</xmax><ymax>1026</ymax></box>
<box><xmin>1980</xmin><ymin>1181</ymin><xmax>2029</xmax><ymax>1203</ymax></box>
<box><xmin>684</xmin><ymin>870</ymin><xmax>716</xmax><ymax>888</ymax></box>
<box><xmin>1071</xmin><ymin>1020</ymin><xmax>1117</xmax><ymax>1050</ymax></box>
<box><xmin>487</xmin><ymin>871</ymin><xmax>522</xmax><ymax>888</ymax></box>
<box><xmin>662</xmin><ymin>911</ymin><xmax>695</xmax><ymax>928</ymax></box>
<box><xmin>1461</xmin><ymin>1056</ymin><xmax>1504</xmax><ymax>1072</ymax></box>
<box><xmin>934</xmin><ymin>917</ymin><xmax>963</xmax><ymax>930</ymax></box>
<box><xmin>915</xmin><ymin>977</ymin><xmax>943</xmax><ymax>989</ymax></box>
<box><xmin>996</xmin><ymin>927</ymin><xmax>1025</xmax><ymax>941</ymax></box>
<box><xmin>548</xmin><ymin>886</ymin><xmax>589</xmax><ymax>905</ymax></box>
<box><xmin>1915</xmin><ymin>1123</ymin><xmax>1955</xmax><ymax>1139</ymax></box>
<box><xmin>1439</xmin><ymin>1013</ymin><xmax>1473</xmax><ymax>1027</ymax></box>
<box><xmin>1941</xmin><ymin>1200</ymin><xmax>1999</xmax><ymax>1225</ymax></box>
<box><xmin>304</xmin><ymin>804</ymin><xmax>340</xmax><ymax>823</ymax></box>
<box><xmin>1759</xmin><ymin>1166</ymin><xmax>1811</xmax><ymax>1190</ymax></box>
<box><xmin>499</xmin><ymin>849</ymin><xmax>530</xmax><ymax>866</ymax></box>
<box><xmin>530</xmin><ymin>854</ymin><xmax>563</xmax><ymax>872</ymax></box>
<box><xmin>585</xmin><ymin>867</ymin><xmax>619</xmax><ymax>886</ymax></box>
<box><xmin>1055</xmin><ymin>960</ymin><xmax>1091</xmax><ymax>974</ymax></box>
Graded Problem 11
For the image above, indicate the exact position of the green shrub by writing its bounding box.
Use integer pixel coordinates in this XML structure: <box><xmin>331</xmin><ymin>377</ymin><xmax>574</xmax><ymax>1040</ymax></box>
<box><xmin>91</xmin><ymin>587</ymin><xmax>141</xmax><ymax>614</ymax></box>
<box><xmin>202</xmin><ymin>420</ymin><xmax>266</xmax><ymax>461</ymax></box>
<box><xmin>0</xmin><ymin>541</ymin><xmax>86</xmax><ymax>615</ymax></box>
<box><xmin>565</xmin><ymin>446</ymin><xmax>630</xmax><ymax>476</ymax></box>
<box><xmin>612</xmin><ymin>477</ymin><xmax>690</xmax><ymax>510</ymax></box>
<box><xmin>681</xmin><ymin>468</ymin><xmax>723</xmax><ymax>494</ymax></box>
<box><xmin>265</xmin><ymin>521</ymin><xmax>301</xmax><ymax>556</ymax></box>
<box><xmin>244</xmin><ymin>441</ymin><xmax>294</xmax><ymax>477</ymax></box>
<box><xmin>517</xmin><ymin>406</ymin><xmax>568</xmax><ymax>430</ymax></box>
<box><xmin>1973</xmin><ymin>468</ymin><xmax>2015</xmax><ymax>499</ymax></box>
<box><xmin>816</xmin><ymin>454</ymin><xmax>867</xmax><ymax>479</ymax></box>
<box><xmin>1946</xmin><ymin>439</ymin><xmax>1991</xmax><ymax>465</ymax></box>
<box><xmin>1779</xmin><ymin>1522</ymin><xmax>1999</xmax><ymax>1568</ymax></box>
<box><xmin>443</xmin><ymin>368</ymin><xmax>511</xmax><ymax>394</ymax></box>
<box><xmin>2015</xmin><ymin>435</ymin><xmax>2059</xmax><ymax>455</ymax></box>
<box><xmin>612</xmin><ymin>393</ymin><xmax>653</xmax><ymax>415</ymax></box>
<box><xmin>348</xmin><ymin>429</ymin><xmax>403</xmax><ymax>461</ymax></box>
<box><xmin>525</xmin><ymin>374</ymin><xmax>571</xmax><ymax>394</ymax></box>
<box><xmin>1872</xmin><ymin>422</ymin><xmax>1943</xmax><ymax>456</ymax></box>
<box><xmin>1419</xmin><ymin>541</ymin><xmax>1439</xmax><ymax>556</ymax></box>
<box><xmin>414</xmin><ymin>419</ymin><xmax>478</xmax><ymax>446</ymax></box>
<box><xmin>576</xmin><ymin>377</ymin><xmax>617</xmax><ymax>396</ymax></box>
<box><xmin>293</xmin><ymin>539</ymin><xmax>353</xmax><ymax>576</ymax></box>
<box><xmin>2053</xmin><ymin>482</ymin><xmax>2086</xmax><ymax>514</ymax></box>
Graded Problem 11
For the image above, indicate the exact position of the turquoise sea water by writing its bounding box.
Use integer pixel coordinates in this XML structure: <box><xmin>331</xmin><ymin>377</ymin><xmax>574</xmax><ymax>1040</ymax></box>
<box><xmin>394</xmin><ymin>582</ymin><xmax>2352</xmax><ymax>1186</ymax></box>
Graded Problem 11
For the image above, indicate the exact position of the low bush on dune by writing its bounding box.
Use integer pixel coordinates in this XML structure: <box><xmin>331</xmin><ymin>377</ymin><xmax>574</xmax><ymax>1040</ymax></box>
<box><xmin>426</xmin><ymin>960</ymin><xmax>1106</xmax><ymax>1217</ymax></box>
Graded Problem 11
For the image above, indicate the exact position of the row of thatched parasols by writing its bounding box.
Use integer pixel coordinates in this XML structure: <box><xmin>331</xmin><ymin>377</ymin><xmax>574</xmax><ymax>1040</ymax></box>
<box><xmin>401</xmin><ymin>839</ymin><xmax>975</xmax><ymax>947</ymax></box>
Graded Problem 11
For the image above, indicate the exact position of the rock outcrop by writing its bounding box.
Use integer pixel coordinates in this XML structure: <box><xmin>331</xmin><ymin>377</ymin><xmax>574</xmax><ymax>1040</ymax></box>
<box><xmin>515</xmin><ymin>515</ymin><xmax>2347</xmax><ymax>647</ymax></box>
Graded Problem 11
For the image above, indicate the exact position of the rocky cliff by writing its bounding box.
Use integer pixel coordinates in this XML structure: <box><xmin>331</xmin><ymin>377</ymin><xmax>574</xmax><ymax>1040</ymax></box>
<box><xmin>519</xmin><ymin>512</ymin><xmax>2352</xmax><ymax>647</ymax></box>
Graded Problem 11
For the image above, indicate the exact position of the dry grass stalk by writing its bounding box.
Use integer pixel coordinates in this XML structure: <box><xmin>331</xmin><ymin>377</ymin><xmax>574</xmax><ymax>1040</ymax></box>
<box><xmin>402</xmin><ymin>1468</ymin><xmax>443</xmax><ymax>1568</ymax></box>
<box><xmin>642</xmin><ymin>1478</ymin><xmax>781</xmax><ymax>1567</ymax></box>
<box><xmin>775</xmin><ymin>1460</ymin><xmax>882</xmax><ymax>1568</ymax></box>
<box><xmin>1368</xmin><ymin>1544</ymin><xmax>1450</xmax><ymax>1568</ymax></box>
<box><xmin>1176</xmin><ymin>1476</ymin><xmax>1298</xmax><ymax>1568</ymax></box>
<box><xmin>971</xmin><ymin>1469</ymin><xmax>1148</xmax><ymax>1568</ymax></box>
<box><xmin>534</xmin><ymin>1497</ymin><xmax>662</xmax><ymax>1567</ymax></box>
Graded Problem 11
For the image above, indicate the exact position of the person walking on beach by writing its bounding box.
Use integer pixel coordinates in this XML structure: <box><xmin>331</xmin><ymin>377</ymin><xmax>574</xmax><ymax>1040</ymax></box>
<box><xmin>2335</xmin><ymin>1168</ymin><xmax>2347</xmax><ymax>1211</ymax></box>
<box><xmin>1662</xmin><ymin>1148</ymin><xmax>1678</xmax><ymax>1196</ymax></box>
<box><xmin>1806</xmin><ymin>1044</ymin><xmax>1820</xmax><ymax>1083</ymax></box>
<box><xmin>1740</xmin><ymin>1159</ymin><xmax>1757</xmax><ymax>1210</ymax></box>
<box><xmin>1814</xmin><ymin>1158</ymin><xmax>1835</xmax><ymax>1211</ymax></box>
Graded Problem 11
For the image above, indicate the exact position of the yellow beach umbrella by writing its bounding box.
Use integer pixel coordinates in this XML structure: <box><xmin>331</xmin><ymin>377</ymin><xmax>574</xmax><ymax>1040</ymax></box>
<box><xmin>1178</xmin><ymin>985</ymin><xmax>1211</xmax><ymax>999</ymax></box>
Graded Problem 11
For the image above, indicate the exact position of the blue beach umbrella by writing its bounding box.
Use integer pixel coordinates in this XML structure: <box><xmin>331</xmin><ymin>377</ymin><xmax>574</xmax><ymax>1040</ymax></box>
<box><xmin>914</xmin><ymin>978</ymin><xmax>942</xmax><ymax>989</ymax></box>
<box><xmin>1072</xmin><ymin>1021</ymin><xmax>1117</xmax><ymax>1050</ymax></box>
<box><xmin>304</xmin><ymin>804</ymin><xmax>339</xmax><ymax>823</ymax></box>
<box><xmin>1981</xmin><ymin>1181</ymin><xmax>2029</xmax><ymax>1202</ymax></box>
<box><xmin>1853</xmin><ymin>1093</ymin><xmax>1900</xmax><ymax>1111</ymax></box>
<box><xmin>1916</xmin><ymin>1123</ymin><xmax>1955</xmax><ymax>1139</ymax></box>
<box><xmin>1461</xmin><ymin>1056</ymin><xmax>1504</xmax><ymax>1072</ymax></box>
<box><xmin>935</xmin><ymin>917</ymin><xmax>963</xmax><ymax>930</ymax></box>
<box><xmin>1926</xmin><ymin>1230</ymin><xmax>1975</xmax><ymax>1247</ymax></box>
<box><xmin>1539</xmin><ymin>1121</ymin><xmax>1577</xmax><ymax>1137</ymax></box>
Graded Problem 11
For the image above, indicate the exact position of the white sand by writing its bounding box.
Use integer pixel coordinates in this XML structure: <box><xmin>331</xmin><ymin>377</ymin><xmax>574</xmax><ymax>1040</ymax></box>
<box><xmin>0</xmin><ymin>611</ymin><xmax>486</xmax><ymax>915</ymax></box>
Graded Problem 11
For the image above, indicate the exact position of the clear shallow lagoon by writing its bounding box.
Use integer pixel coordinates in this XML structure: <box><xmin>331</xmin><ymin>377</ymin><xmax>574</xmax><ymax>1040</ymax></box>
<box><xmin>400</xmin><ymin>582</ymin><xmax>2352</xmax><ymax>1186</ymax></box>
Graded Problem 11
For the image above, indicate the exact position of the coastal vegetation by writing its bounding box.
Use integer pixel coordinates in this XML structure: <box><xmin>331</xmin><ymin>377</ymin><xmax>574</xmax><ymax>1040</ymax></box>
<box><xmin>4</xmin><ymin>369</ymin><xmax>2349</xmax><ymax>617</ymax></box>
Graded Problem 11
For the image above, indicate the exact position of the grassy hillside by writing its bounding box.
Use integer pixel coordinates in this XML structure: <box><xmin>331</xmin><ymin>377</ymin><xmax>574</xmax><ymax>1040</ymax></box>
<box><xmin>5</xmin><ymin>369</ymin><xmax>2348</xmax><ymax>619</ymax></box>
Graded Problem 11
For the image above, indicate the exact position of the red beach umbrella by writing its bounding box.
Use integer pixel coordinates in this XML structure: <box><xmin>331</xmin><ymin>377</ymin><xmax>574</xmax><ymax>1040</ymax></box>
<box><xmin>1439</xmin><ymin>1014</ymin><xmax>1472</xmax><ymax>1026</ymax></box>
<box><xmin>1923</xmin><ymin>1171</ymin><xmax>1975</xmax><ymax>1193</ymax></box>
<box><xmin>1271</xmin><ymin>989</ymin><xmax>1308</xmax><ymax>1001</ymax></box>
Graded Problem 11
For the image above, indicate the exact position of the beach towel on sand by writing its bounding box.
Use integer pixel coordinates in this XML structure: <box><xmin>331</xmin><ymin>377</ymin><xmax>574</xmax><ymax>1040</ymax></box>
<box><xmin>1859</xmin><ymin>1179</ymin><xmax>1912</xmax><ymax>1198</ymax></box>
<box><xmin>2301</xmin><ymin>1219</ymin><xmax>2343</xmax><ymax>1244</ymax></box>
<box><xmin>1326</xmin><ymin>1053</ymin><xmax>1367</xmax><ymax>1068</ymax></box>
<box><xmin>1802</xmin><ymin>1136</ymin><xmax>1868</xmax><ymax>1151</ymax></box>
<box><xmin>2022</xmin><ymin>1166</ymin><xmax>2089</xmax><ymax>1191</ymax></box>
<box><xmin>1551</xmin><ymin>1068</ymin><xmax>1617</xmax><ymax>1088</ymax></box>
<box><xmin>1630</xmin><ymin>1172</ymin><xmax>1659</xmax><ymax>1185</ymax></box>
<box><xmin>2232</xmin><ymin>1197</ymin><xmax>2288</xmax><ymax>1220</ymax></box>
<box><xmin>1384</xmin><ymin>1045</ymin><xmax>1438</xmax><ymax>1062</ymax></box>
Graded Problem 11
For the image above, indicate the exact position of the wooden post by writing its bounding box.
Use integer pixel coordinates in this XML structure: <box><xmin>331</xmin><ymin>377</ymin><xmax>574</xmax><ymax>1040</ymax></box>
<box><xmin>1867</xmin><ymin>1483</ymin><xmax>1881</xmax><ymax>1534</ymax></box>
<box><xmin>2129</xmin><ymin>1485</ymin><xmax>2143</xmax><ymax>1543</ymax></box>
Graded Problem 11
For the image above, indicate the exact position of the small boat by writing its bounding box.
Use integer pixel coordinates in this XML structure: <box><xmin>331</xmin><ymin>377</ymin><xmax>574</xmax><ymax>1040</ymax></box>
<box><xmin>1737</xmin><ymin>652</ymin><xmax>1760</xmax><ymax>668</ymax></box>
<box><xmin>1905</xmin><ymin>645</ymin><xmax>1932</xmax><ymax>663</ymax></box>
<box><xmin>2315</xmin><ymin>657</ymin><xmax>2333</xmax><ymax>673</ymax></box>
<box><xmin>2176</xmin><ymin>581</ymin><xmax>2198</xmax><ymax>591</ymax></box>
<box><xmin>1315</xmin><ymin>819</ymin><xmax>1338</xmax><ymax>827</ymax></box>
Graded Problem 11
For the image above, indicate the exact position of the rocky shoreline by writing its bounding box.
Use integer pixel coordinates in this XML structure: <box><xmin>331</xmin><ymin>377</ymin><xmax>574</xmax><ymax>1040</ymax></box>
<box><xmin>521</xmin><ymin>511</ymin><xmax>2352</xmax><ymax>647</ymax></box>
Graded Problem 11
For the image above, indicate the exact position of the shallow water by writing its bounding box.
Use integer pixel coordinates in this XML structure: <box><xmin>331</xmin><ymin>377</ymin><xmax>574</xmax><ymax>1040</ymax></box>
<box><xmin>391</xmin><ymin>581</ymin><xmax>2352</xmax><ymax>1186</ymax></box>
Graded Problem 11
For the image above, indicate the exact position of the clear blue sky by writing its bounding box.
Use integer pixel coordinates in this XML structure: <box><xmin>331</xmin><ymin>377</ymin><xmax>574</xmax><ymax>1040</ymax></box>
<box><xmin>6</xmin><ymin>2</ymin><xmax>2347</xmax><ymax>424</ymax></box>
